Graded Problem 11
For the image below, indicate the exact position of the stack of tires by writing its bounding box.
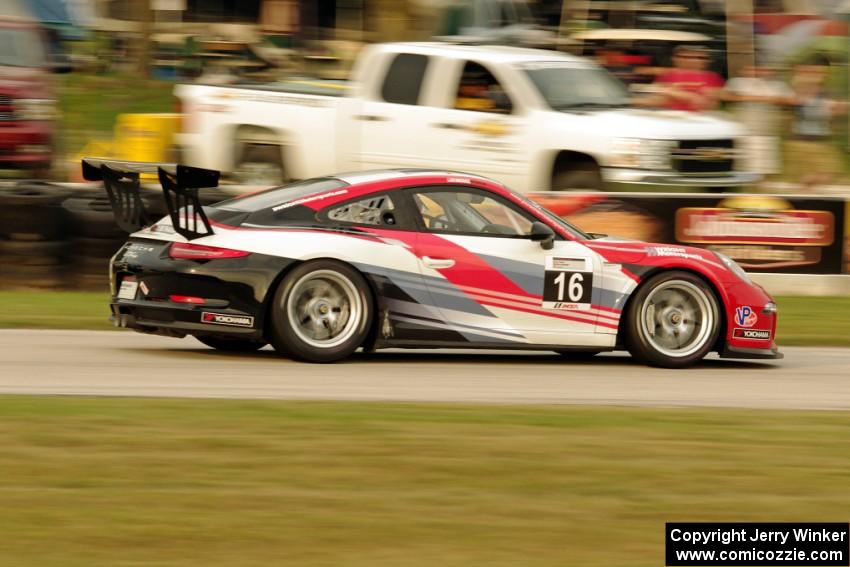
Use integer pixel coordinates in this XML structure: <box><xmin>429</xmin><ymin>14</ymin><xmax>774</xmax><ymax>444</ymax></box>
<box><xmin>62</xmin><ymin>188</ymin><xmax>171</xmax><ymax>290</ymax></box>
<box><xmin>62</xmin><ymin>190</ymin><xmax>127</xmax><ymax>291</ymax></box>
<box><xmin>0</xmin><ymin>180</ymin><xmax>235</xmax><ymax>291</ymax></box>
<box><xmin>0</xmin><ymin>182</ymin><xmax>71</xmax><ymax>290</ymax></box>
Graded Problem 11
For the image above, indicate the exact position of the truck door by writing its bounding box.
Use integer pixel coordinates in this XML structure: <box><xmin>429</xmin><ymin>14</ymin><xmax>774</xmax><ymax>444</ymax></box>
<box><xmin>352</xmin><ymin>52</ymin><xmax>440</xmax><ymax>171</ymax></box>
<box><xmin>415</xmin><ymin>60</ymin><xmax>530</xmax><ymax>190</ymax></box>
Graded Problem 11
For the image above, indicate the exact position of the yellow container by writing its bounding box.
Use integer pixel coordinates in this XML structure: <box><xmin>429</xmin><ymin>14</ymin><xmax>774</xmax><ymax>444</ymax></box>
<box><xmin>113</xmin><ymin>113</ymin><xmax>181</xmax><ymax>163</ymax></box>
<box><xmin>71</xmin><ymin>113</ymin><xmax>180</xmax><ymax>182</ymax></box>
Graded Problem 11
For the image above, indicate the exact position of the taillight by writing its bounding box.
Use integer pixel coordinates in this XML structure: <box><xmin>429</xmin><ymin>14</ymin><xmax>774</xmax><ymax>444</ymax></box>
<box><xmin>169</xmin><ymin>295</ymin><xmax>206</xmax><ymax>304</ymax></box>
<box><xmin>169</xmin><ymin>242</ymin><xmax>250</xmax><ymax>260</ymax></box>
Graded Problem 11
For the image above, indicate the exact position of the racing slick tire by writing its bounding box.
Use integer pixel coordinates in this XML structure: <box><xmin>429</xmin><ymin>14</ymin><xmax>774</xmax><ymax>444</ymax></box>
<box><xmin>623</xmin><ymin>270</ymin><xmax>721</xmax><ymax>369</ymax></box>
<box><xmin>269</xmin><ymin>260</ymin><xmax>373</xmax><ymax>363</ymax></box>
<box><xmin>194</xmin><ymin>336</ymin><xmax>267</xmax><ymax>352</ymax></box>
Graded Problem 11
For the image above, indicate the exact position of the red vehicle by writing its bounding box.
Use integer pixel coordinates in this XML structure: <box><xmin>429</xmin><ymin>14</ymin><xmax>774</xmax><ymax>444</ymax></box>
<box><xmin>0</xmin><ymin>16</ymin><xmax>54</xmax><ymax>176</ymax></box>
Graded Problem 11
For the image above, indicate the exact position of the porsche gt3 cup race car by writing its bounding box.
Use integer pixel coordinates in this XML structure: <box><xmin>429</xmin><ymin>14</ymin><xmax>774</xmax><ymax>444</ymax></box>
<box><xmin>83</xmin><ymin>158</ymin><xmax>781</xmax><ymax>368</ymax></box>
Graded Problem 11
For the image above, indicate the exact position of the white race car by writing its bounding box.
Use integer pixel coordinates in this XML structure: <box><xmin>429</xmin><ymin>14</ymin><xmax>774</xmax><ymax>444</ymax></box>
<box><xmin>84</xmin><ymin>159</ymin><xmax>780</xmax><ymax>367</ymax></box>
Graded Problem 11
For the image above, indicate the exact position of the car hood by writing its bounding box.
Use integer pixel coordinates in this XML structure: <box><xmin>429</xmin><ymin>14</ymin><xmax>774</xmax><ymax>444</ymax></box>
<box><xmin>554</xmin><ymin>107</ymin><xmax>742</xmax><ymax>140</ymax></box>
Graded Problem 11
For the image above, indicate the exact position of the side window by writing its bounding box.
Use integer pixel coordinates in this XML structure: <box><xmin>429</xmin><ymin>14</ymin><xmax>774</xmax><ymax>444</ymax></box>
<box><xmin>454</xmin><ymin>61</ymin><xmax>513</xmax><ymax>114</ymax></box>
<box><xmin>411</xmin><ymin>190</ymin><xmax>533</xmax><ymax>237</ymax></box>
<box><xmin>381</xmin><ymin>53</ymin><xmax>429</xmax><ymax>105</ymax></box>
<box><xmin>327</xmin><ymin>194</ymin><xmax>398</xmax><ymax>227</ymax></box>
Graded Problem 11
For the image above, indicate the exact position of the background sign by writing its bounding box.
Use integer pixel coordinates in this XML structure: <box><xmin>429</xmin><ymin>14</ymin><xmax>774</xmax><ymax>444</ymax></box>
<box><xmin>530</xmin><ymin>193</ymin><xmax>847</xmax><ymax>275</ymax></box>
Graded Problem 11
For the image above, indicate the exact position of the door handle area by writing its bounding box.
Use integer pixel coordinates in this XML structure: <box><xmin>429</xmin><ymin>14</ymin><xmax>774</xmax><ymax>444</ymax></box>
<box><xmin>432</xmin><ymin>122</ymin><xmax>466</xmax><ymax>130</ymax></box>
<box><xmin>422</xmin><ymin>256</ymin><xmax>455</xmax><ymax>269</ymax></box>
<box><xmin>354</xmin><ymin>114</ymin><xmax>390</xmax><ymax>122</ymax></box>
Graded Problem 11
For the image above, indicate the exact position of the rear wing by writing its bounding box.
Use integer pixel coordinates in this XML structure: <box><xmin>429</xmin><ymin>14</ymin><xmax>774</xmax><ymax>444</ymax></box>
<box><xmin>81</xmin><ymin>158</ymin><xmax>220</xmax><ymax>241</ymax></box>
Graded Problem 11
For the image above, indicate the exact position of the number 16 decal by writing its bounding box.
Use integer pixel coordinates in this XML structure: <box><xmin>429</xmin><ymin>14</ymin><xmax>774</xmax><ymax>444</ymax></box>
<box><xmin>543</xmin><ymin>257</ymin><xmax>593</xmax><ymax>311</ymax></box>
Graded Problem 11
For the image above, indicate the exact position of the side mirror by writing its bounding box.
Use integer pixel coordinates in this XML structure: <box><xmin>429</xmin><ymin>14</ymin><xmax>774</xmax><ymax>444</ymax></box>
<box><xmin>530</xmin><ymin>221</ymin><xmax>555</xmax><ymax>250</ymax></box>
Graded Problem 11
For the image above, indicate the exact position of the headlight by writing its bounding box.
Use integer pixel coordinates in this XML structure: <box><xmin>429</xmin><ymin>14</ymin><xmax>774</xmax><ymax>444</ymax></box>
<box><xmin>609</xmin><ymin>138</ymin><xmax>673</xmax><ymax>170</ymax></box>
<box><xmin>714</xmin><ymin>251</ymin><xmax>751</xmax><ymax>284</ymax></box>
<box><xmin>14</xmin><ymin>98</ymin><xmax>56</xmax><ymax>121</ymax></box>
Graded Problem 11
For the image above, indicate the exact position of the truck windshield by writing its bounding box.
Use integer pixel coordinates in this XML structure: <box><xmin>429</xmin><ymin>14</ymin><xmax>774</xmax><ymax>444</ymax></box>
<box><xmin>522</xmin><ymin>64</ymin><xmax>629</xmax><ymax>111</ymax></box>
<box><xmin>0</xmin><ymin>27</ymin><xmax>47</xmax><ymax>68</ymax></box>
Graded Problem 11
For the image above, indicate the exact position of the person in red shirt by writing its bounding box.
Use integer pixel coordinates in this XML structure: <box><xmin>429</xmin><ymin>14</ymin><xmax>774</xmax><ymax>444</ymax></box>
<box><xmin>650</xmin><ymin>45</ymin><xmax>725</xmax><ymax>111</ymax></box>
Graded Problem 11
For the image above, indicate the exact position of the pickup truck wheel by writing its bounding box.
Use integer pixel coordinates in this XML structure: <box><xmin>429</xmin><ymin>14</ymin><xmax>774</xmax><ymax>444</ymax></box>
<box><xmin>269</xmin><ymin>260</ymin><xmax>373</xmax><ymax>363</ymax></box>
<box><xmin>552</xmin><ymin>168</ymin><xmax>603</xmax><ymax>191</ymax></box>
<box><xmin>624</xmin><ymin>271</ymin><xmax>720</xmax><ymax>368</ymax></box>
<box><xmin>234</xmin><ymin>143</ymin><xmax>284</xmax><ymax>185</ymax></box>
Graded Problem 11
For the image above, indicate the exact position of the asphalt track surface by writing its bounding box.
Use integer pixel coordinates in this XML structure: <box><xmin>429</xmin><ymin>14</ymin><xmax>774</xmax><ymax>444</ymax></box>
<box><xmin>4</xmin><ymin>329</ymin><xmax>850</xmax><ymax>410</ymax></box>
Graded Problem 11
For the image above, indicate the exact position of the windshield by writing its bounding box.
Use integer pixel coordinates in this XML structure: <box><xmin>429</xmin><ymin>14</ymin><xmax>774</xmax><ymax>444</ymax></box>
<box><xmin>512</xmin><ymin>192</ymin><xmax>591</xmax><ymax>240</ymax></box>
<box><xmin>522</xmin><ymin>64</ymin><xmax>629</xmax><ymax>111</ymax></box>
<box><xmin>0</xmin><ymin>27</ymin><xmax>47</xmax><ymax>68</ymax></box>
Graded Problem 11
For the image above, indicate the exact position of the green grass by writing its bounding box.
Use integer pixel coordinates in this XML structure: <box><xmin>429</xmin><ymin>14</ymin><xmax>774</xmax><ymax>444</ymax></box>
<box><xmin>55</xmin><ymin>72</ymin><xmax>175</xmax><ymax>162</ymax></box>
<box><xmin>1</xmin><ymin>291</ymin><xmax>848</xmax><ymax>346</ymax></box>
<box><xmin>0</xmin><ymin>397</ymin><xmax>847</xmax><ymax>566</ymax></box>
<box><xmin>773</xmin><ymin>296</ymin><xmax>850</xmax><ymax>346</ymax></box>
<box><xmin>0</xmin><ymin>291</ymin><xmax>113</xmax><ymax>330</ymax></box>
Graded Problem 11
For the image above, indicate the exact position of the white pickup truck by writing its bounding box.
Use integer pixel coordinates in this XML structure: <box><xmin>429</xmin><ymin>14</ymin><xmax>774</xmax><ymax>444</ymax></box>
<box><xmin>175</xmin><ymin>42</ymin><xmax>757</xmax><ymax>192</ymax></box>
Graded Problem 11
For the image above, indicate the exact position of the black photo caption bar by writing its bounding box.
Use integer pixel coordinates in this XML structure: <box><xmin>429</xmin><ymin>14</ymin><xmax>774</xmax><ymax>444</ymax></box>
<box><xmin>666</xmin><ymin>522</ymin><xmax>849</xmax><ymax>566</ymax></box>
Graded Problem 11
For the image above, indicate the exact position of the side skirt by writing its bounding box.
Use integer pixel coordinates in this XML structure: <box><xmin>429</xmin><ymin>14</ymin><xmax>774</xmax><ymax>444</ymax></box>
<box><xmin>374</xmin><ymin>339</ymin><xmax>617</xmax><ymax>352</ymax></box>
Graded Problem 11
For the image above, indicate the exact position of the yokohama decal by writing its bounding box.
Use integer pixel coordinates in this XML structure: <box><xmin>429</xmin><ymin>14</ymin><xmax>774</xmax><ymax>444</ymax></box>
<box><xmin>733</xmin><ymin>328</ymin><xmax>771</xmax><ymax>340</ymax></box>
<box><xmin>201</xmin><ymin>312</ymin><xmax>254</xmax><ymax>327</ymax></box>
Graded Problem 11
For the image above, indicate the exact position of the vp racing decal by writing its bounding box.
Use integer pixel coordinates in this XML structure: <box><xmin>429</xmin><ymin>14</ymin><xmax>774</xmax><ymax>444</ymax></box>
<box><xmin>734</xmin><ymin>306</ymin><xmax>758</xmax><ymax>328</ymax></box>
<box><xmin>202</xmin><ymin>312</ymin><xmax>255</xmax><ymax>327</ymax></box>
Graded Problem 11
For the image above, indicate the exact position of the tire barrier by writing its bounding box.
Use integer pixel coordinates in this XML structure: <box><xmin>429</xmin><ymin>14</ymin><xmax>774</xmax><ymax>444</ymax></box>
<box><xmin>0</xmin><ymin>182</ymin><xmax>72</xmax><ymax>290</ymax></box>
<box><xmin>0</xmin><ymin>180</ymin><xmax>239</xmax><ymax>291</ymax></box>
<box><xmin>0</xmin><ymin>238</ymin><xmax>70</xmax><ymax>290</ymax></box>
<box><xmin>61</xmin><ymin>190</ymin><xmax>127</xmax><ymax>291</ymax></box>
<box><xmin>0</xmin><ymin>181</ymin><xmax>71</xmax><ymax>242</ymax></box>
<box><xmin>62</xmin><ymin>192</ymin><xmax>125</xmax><ymax>240</ymax></box>
<box><xmin>2</xmin><ymin>183</ymin><xmax>849</xmax><ymax>293</ymax></box>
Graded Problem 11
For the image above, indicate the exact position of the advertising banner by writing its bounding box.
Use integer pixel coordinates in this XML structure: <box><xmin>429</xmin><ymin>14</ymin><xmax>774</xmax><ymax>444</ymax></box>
<box><xmin>529</xmin><ymin>193</ymin><xmax>847</xmax><ymax>274</ymax></box>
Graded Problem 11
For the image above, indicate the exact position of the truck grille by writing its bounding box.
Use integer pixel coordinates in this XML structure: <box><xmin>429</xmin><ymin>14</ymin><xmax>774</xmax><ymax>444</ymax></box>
<box><xmin>672</xmin><ymin>139</ymin><xmax>735</xmax><ymax>175</ymax></box>
<box><xmin>0</xmin><ymin>95</ymin><xmax>14</xmax><ymax>121</ymax></box>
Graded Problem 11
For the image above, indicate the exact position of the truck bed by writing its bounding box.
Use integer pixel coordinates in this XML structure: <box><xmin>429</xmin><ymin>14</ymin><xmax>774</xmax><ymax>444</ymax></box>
<box><xmin>202</xmin><ymin>77</ymin><xmax>350</xmax><ymax>98</ymax></box>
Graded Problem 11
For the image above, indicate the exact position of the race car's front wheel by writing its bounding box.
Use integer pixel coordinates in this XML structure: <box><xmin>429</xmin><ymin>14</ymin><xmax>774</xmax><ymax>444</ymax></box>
<box><xmin>624</xmin><ymin>271</ymin><xmax>720</xmax><ymax>368</ymax></box>
<box><xmin>269</xmin><ymin>260</ymin><xmax>373</xmax><ymax>363</ymax></box>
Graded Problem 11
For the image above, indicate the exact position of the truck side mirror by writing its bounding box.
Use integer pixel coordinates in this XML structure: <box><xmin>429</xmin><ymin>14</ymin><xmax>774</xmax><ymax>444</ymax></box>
<box><xmin>530</xmin><ymin>221</ymin><xmax>555</xmax><ymax>250</ymax></box>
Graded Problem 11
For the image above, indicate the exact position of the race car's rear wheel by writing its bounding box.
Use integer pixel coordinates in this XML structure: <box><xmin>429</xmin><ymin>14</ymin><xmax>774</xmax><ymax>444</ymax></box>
<box><xmin>624</xmin><ymin>271</ymin><xmax>720</xmax><ymax>368</ymax></box>
<box><xmin>269</xmin><ymin>260</ymin><xmax>373</xmax><ymax>363</ymax></box>
<box><xmin>195</xmin><ymin>336</ymin><xmax>267</xmax><ymax>352</ymax></box>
